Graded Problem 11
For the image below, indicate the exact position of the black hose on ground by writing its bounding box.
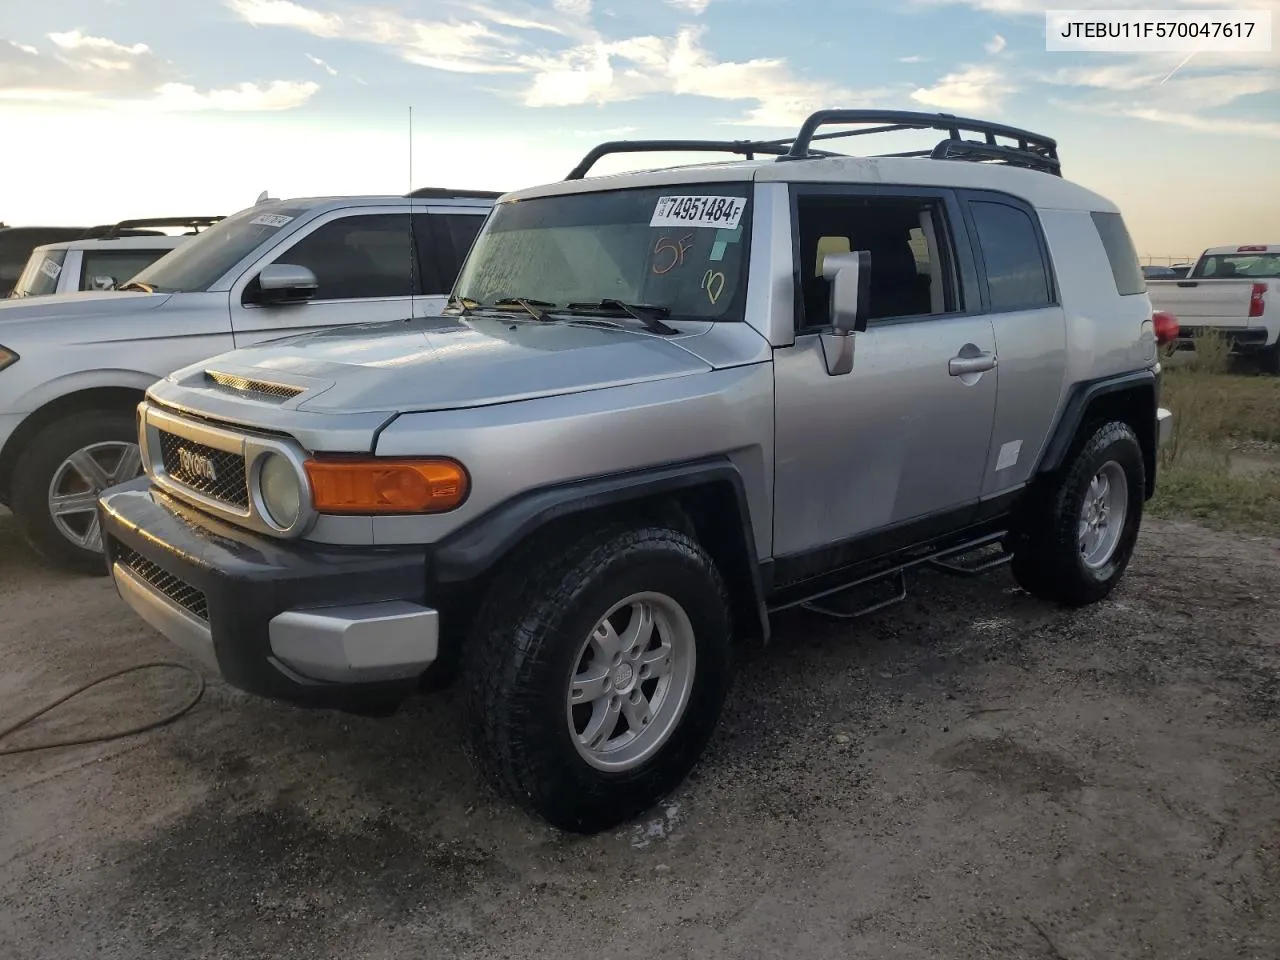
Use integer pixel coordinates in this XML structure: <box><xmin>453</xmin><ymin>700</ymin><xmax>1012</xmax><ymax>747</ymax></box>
<box><xmin>0</xmin><ymin>661</ymin><xmax>205</xmax><ymax>757</ymax></box>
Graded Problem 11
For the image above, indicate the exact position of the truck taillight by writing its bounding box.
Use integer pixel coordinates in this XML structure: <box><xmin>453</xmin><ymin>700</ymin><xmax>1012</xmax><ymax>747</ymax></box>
<box><xmin>1249</xmin><ymin>283</ymin><xmax>1266</xmax><ymax>319</ymax></box>
<box><xmin>1152</xmin><ymin>310</ymin><xmax>1179</xmax><ymax>345</ymax></box>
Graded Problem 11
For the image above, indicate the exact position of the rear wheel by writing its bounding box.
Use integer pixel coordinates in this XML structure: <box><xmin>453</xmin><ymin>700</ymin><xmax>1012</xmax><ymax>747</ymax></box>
<box><xmin>10</xmin><ymin>411</ymin><xmax>142</xmax><ymax>575</ymax></box>
<box><xmin>1010</xmin><ymin>420</ymin><xmax>1145</xmax><ymax>607</ymax></box>
<box><xmin>461</xmin><ymin>523</ymin><xmax>733</xmax><ymax>834</ymax></box>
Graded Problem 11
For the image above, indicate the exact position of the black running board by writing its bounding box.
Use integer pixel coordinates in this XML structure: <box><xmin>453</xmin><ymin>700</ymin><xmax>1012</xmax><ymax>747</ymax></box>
<box><xmin>769</xmin><ymin>530</ymin><xmax>1010</xmax><ymax>621</ymax></box>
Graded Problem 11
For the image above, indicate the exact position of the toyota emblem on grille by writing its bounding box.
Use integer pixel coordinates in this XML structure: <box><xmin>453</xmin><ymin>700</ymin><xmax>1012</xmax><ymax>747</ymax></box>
<box><xmin>176</xmin><ymin>447</ymin><xmax>219</xmax><ymax>482</ymax></box>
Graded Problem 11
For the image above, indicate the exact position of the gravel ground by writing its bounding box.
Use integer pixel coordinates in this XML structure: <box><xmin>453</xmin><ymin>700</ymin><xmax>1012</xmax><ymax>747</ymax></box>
<box><xmin>1</xmin><ymin>508</ymin><xmax>1278</xmax><ymax>959</ymax></box>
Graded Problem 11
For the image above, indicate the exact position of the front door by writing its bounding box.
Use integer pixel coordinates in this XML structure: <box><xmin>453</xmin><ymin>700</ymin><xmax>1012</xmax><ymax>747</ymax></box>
<box><xmin>228</xmin><ymin>208</ymin><xmax>439</xmax><ymax>348</ymax></box>
<box><xmin>772</xmin><ymin>186</ymin><xmax>998</xmax><ymax>560</ymax></box>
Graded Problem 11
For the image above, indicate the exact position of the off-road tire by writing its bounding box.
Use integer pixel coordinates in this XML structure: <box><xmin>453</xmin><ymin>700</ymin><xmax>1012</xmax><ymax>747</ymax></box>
<box><xmin>1010</xmin><ymin>420</ymin><xmax>1145</xmax><ymax>607</ymax></box>
<box><xmin>11</xmin><ymin>410</ymin><xmax>138</xmax><ymax>576</ymax></box>
<box><xmin>461</xmin><ymin>523</ymin><xmax>733</xmax><ymax>834</ymax></box>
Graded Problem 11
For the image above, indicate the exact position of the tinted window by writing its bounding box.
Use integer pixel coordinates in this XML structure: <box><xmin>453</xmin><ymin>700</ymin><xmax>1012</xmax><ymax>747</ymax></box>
<box><xmin>1091</xmin><ymin>211</ymin><xmax>1146</xmax><ymax>296</ymax></box>
<box><xmin>434</xmin><ymin>212</ymin><xmax>486</xmax><ymax>280</ymax></box>
<box><xmin>794</xmin><ymin>195</ymin><xmax>957</xmax><ymax>328</ymax></box>
<box><xmin>1196</xmin><ymin>252</ymin><xmax>1280</xmax><ymax>279</ymax></box>
<box><xmin>275</xmin><ymin>213</ymin><xmax>418</xmax><ymax>301</ymax></box>
<box><xmin>969</xmin><ymin>200</ymin><xmax>1053</xmax><ymax>311</ymax></box>
<box><xmin>80</xmin><ymin>249</ymin><xmax>171</xmax><ymax>290</ymax></box>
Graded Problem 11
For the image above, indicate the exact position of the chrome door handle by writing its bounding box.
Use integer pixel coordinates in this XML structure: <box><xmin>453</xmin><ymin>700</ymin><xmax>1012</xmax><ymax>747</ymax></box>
<box><xmin>948</xmin><ymin>352</ymin><xmax>997</xmax><ymax>376</ymax></box>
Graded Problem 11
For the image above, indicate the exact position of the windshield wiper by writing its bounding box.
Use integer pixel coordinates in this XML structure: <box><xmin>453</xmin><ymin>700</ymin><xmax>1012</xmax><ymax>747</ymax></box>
<box><xmin>446</xmin><ymin>294</ymin><xmax>479</xmax><ymax>315</ymax></box>
<box><xmin>562</xmin><ymin>299</ymin><xmax>679</xmax><ymax>335</ymax></box>
<box><xmin>117</xmin><ymin>281</ymin><xmax>154</xmax><ymax>293</ymax></box>
<box><xmin>485</xmin><ymin>296</ymin><xmax>555</xmax><ymax>321</ymax></box>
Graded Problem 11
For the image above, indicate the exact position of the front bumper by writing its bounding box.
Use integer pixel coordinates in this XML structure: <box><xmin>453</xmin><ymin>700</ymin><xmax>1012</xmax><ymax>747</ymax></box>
<box><xmin>100</xmin><ymin>477</ymin><xmax>437</xmax><ymax>711</ymax></box>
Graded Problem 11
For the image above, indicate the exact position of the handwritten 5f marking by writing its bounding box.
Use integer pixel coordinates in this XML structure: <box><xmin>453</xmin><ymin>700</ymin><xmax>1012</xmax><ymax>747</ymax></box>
<box><xmin>653</xmin><ymin>234</ymin><xmax>695</xmax><ymax>275</ymax></box>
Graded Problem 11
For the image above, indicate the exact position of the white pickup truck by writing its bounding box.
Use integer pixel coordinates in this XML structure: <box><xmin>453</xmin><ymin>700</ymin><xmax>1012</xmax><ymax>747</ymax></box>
<box><xmin>1146</xmin><ymin>244</ymin><xmax>1280</xmax><ymax>371</ymax></box>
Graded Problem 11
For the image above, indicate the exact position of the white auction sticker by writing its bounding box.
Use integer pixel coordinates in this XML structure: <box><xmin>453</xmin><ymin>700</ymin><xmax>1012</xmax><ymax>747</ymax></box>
<box><xmin>650</xmin><ymin>195</ymin><xmax>747</xmax><ymax>230</ymax></box>
<box><xmin>39</xmin><ymin>257</ymin><xmax>62</xmax><ymax>280</ymax></box>
<box><xmin>250</xmin><ymin>214</ymin><xmax>294</xmax><ymax>228</ymax></box>
<box><xmin>1046</xmin><ymin>9</ymin><xmax>1272</xmax><ymax>52</ymax></box>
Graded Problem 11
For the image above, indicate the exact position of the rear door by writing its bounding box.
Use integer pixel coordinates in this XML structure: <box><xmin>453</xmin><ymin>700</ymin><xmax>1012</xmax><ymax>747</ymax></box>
<box><xmin>78</xmin><ymin>248</ymin><xmax>173</xmax><ymax>292</ymax></box>
<box><xmin>227</xmin><ymin>207</ymin><xmax>433</xmax><ymax>347</ymax></box>
<box><xmin>413</xmin><ymin>206</ymin><xmax>490</xmax><ymax>310</ymax></box>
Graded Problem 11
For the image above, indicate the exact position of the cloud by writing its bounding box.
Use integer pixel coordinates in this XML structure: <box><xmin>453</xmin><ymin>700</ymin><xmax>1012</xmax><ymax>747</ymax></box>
<box><xmin>147</xmin><ymin>80</ymin><xmax>319</xmax><ymax>112</ymax></box>
<box><xmin>553</xmin><ymin>0</ymin><xmax>593</xmax><ymax>15</ymax></box>
<box><xmin>985</xmin><ymin>33</ymin><xmax>1006</xmax><ymax>54</ymax></box>
<box><xmin>0</xmin><ymin>29</ymin><xmax>319</xmax><ymax>112</ymax></box>
<box><xmin>910</xmin><ymin>65</ymin><xmax>1015</xmax><ymax>110</ymax></box>
<box><xmin>224</xmin><ymin>0</ymin><xmax>875</xmax><ymax>127</ymax></box>
<box><xmin>305</xmin><ymin>53</ymin><xmax>338</xmax><ymax>76</ymax></box>
<box><xmin>666</xmin><ymin>0</ymin><xmax>714</xmax><ymax>13</ymax></box>
<box><xmin>898</xmin><ymin>54</ymin><xmax>929</xmax><ymax>63</ymax></box>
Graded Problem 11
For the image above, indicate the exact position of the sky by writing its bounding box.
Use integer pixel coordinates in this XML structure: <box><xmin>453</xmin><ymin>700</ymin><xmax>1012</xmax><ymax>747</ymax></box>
<box><xmin>2</xmin><ymin>0</ymin><xmax>1277</xmax><ymax>259</ymax></box>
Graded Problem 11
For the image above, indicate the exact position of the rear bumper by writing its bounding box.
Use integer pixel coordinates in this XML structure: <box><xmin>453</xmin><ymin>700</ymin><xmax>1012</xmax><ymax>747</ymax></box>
<box><xmin>99</xmin><ymin>477</ymin><xmax>435</xmax><ymax>711</ymax></box>
<box><xmin>1173</xmin><ymin>325</ymin><xmax>1273</xmax><ymax>351</ymax></box>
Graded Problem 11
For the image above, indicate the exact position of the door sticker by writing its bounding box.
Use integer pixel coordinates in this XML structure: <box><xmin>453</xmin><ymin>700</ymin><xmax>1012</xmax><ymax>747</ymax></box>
<box><xmin>996</xmin><ymin>439</ymin><xmax>1022</xmax><ymax>471</ymax></box>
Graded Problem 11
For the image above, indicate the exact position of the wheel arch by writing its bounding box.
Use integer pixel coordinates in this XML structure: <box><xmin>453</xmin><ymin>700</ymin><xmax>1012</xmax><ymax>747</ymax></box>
<box><xmin>1034</xmin><ymin>369</ymin><xmax>1158</xmax><ymax>500</ymax></box>
<box><xmin>430</xmin><ymin>456</ymin><xmax>771</xmax><ymax>649</ymax></box>
<box><xmin>0</xmin><ymin>384</ymin><xmax>146</xmax><ymax>505</ymax></box>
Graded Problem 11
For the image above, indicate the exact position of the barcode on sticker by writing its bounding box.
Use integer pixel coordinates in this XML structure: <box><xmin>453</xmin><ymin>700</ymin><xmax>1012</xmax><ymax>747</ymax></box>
<box><xmin>651</xmin><ymin>196</ymin><xmax>746</xmax><ymax>230</ymax></box>
<box><xmin>39</xmin><ymin>258</ymin><xmax>62</xmax><ymax>280</ymax></box>
<box><xmin>250</xmin><ymin>214</ymin><xmax>294</xmax><ymax>228</ymax></box>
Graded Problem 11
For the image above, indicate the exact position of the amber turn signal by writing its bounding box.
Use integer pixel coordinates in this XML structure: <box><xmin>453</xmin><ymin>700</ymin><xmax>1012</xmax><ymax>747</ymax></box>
<box><xmin>304</xmin><ymin>456</ymin><xmax>469</xmax><ymax>514</ymax></box>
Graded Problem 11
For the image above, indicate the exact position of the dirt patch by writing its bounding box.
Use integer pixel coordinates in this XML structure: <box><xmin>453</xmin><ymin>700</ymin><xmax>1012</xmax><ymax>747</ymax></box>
<box><xmin>1</xmin><ymin>511</ymin><xmax>1279</xmax><ymax>959</ymax></box>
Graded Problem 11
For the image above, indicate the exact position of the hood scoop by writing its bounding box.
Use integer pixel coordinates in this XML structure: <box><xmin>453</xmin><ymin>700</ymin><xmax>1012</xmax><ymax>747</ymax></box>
<box><xmin>204</xmin><ymin>369</ymin><xmax>305</xmax><ymax>403</ymax></box>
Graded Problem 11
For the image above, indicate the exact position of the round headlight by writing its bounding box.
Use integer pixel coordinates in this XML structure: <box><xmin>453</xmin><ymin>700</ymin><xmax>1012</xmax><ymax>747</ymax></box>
<box><xmin>259</xmin><ymin>453</ymin><xmax>302</xmax><ymax>528</ymax></box>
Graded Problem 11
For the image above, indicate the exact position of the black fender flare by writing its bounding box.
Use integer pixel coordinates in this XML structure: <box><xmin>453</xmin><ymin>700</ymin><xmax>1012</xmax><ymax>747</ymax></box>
<box><xmin>1034</xmin><ymin>368</ymin><xmax>1158</xmax><ymax>494</ymax></box>
<box><xmin>431</xmin><ymin>456</ymin><xmax>771</xmax><ymax>643</ymax></box>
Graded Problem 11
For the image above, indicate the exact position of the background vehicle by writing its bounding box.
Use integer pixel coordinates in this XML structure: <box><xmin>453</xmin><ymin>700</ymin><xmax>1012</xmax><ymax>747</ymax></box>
<box><xmin>0</xmin><ymin>188</ymin><xmax>500</xmax><ymax>572</ymax></box>
<box><xmin>1142</xmin><ymin>264</ymin><xmax>1190</xmax><ymax>280</ymax></box>
<box><xmin>1147</xmin><ymin>244</ymin><xmax>1280</xmax><ymax>370</ymax></box>
<box><xmin>96</xmin><ymin>110</ymin><xmax>1172</xmax><ymax>834</ymax></box>
<box><xmin>1</xmin><ymin>225</ymin><xmax>94</xmax><ymax>296</ymax></box>
<box><xmin>8</xmin><ymin>217</ymin><xmax>224</xmax><ymax>298</ymax></box>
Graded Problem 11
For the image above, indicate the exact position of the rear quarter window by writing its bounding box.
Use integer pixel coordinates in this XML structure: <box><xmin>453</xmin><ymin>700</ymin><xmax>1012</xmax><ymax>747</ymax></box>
<box><xmin>1091</xmin><ymin>211</ymin><xmax>1146</xmax><ymax>296</ymax></box>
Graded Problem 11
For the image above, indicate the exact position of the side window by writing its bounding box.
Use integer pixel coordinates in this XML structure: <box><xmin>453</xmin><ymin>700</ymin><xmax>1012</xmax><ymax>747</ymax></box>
<box><xmin>80</xmin><ymin>249</ymin><xmax>169</xmax><ymax>290</ymax></box>
<box><xmin>968</xmin><ymin>200</ymin><xmax>1054</xmax><ymax>311</ymax></box>
<box><xmin>1090</xmin><ymin>211</ymin><xmax>1145</xmax><ymax>296</ymax></box>
<box><xmin>422</xmin><ymin>212</ymin><xmax>488</xmax><ymax>290</ymax></box>
<box><xmin>794</xmin><ymin>195</ymin><xmax>958</xmax><ymax>330</ymax></box>
<box><xmin>274</xmin><ymin>213</ymin><xmax>418</xmax><ymax>301</ymax></box>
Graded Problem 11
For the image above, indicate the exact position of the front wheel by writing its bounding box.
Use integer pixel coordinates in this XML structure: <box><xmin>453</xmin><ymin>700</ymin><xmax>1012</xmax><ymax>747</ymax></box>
<box><xmin>461</xmin><ymin>524</ymin><xmax>733</xmax><ymax>834</ymax></box>
<box><xmin>1010</xmin><ymin>420</ymin><xmax>1145</xmax><ymax>607</ymax></box>
<box><xmin>10</xmin><ymin>410</ymin><xmax>143</xmax><ymax>575</ymax></box>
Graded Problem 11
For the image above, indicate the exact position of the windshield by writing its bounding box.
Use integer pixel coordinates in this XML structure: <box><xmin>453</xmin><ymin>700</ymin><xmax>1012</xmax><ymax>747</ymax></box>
<box><xmin>1195</xmin><ymin>252</ymin><xmax>1280</xmax><ymax>279</ymax></box>
<box><xmin>10</xmin><ymin>248</ymin><xmax>67</xmax><ymax>298</ymax></box>
<box><xmin>452</xmin><ymin>183</ymin><xmax>752</xmax><ymax>321</ymax></box>
<box><xmin>129</xmin><ymin>204</ymin><xmax>311</xmax><ymax>292</ymax></box>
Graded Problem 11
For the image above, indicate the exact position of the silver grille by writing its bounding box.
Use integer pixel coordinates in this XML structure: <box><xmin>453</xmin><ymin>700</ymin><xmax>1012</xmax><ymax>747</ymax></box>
<box><xmin>157</xmin><ymin>431</ymin><xmax>249</xmax><ymax>508</ymax></box>
<box><xmin>115</xmin><ymin>544</ymin><xmax>209</xmax><ymax>621</ymax></box>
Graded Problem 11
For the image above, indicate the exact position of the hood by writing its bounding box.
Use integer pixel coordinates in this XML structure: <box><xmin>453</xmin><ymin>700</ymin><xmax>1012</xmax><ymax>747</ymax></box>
<box><xmin>0</xmin><ymin>290</ymin><xmax>171</xmax><ymax>324</ymax></box>
<box><xmin>167</xmin><ymin>313</ymin><xmax>713</xmax><ymax>415</ymax></box>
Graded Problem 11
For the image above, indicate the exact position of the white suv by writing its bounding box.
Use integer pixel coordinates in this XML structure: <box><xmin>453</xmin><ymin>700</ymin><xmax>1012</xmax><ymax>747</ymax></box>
<box><xmin>7</xmin><ymin>217</ymin><xmax>225</xmax><ymax>298</ymax></box>
<box><xmin>0</xmin><ymin>189</ymin><xmax>499</xmax><ymax>572</ymax></box>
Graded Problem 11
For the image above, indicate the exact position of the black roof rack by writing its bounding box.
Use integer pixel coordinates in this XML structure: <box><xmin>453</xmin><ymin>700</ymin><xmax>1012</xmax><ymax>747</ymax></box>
<box><xmin>566</xmin><ymin>109</ymin><xmax>1061</xmax><ymax>180</ymax></box>
<box><xmin>405</xmin><ymin>187</ymin><xmax>504</xmax><ymax>200</ymax></box>
<box><xmin>91</xmin><ymin>216</ymin><xmax>225</xmax><ymax>240</ymax></box>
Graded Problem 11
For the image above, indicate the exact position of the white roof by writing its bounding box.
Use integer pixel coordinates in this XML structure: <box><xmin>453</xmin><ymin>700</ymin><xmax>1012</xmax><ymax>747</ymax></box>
<box><xmin>1201</xmin><ymin>244</ymin><xmax>1279</xmax><ymax>256</ymax></box>
<box><xmin>34</xmin><ymin>235</ymin><xmax>190</xmax><ymax>253</ymax></box>
<box><xmin>501</xmin><ymin>153</ymin><xmax>1119</xmax><ymax>214</ymax></box>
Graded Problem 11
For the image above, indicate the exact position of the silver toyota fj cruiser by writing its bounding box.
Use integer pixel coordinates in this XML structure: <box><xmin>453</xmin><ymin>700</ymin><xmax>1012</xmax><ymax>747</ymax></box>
<box><xmin>97</xmin><ymin>110</ymin><xmax>1174</xmax><ymax>833</ymax></box>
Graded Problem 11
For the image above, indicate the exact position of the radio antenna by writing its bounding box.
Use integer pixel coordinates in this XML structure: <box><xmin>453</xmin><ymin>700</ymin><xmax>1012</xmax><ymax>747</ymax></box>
<box><xmin>408</xmin><ymin>105</ymin><xmax>417</xmax><ymax>320</ymax></box>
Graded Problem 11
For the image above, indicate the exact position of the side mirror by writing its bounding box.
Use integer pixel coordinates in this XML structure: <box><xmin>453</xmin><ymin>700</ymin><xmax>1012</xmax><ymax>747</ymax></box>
<box><xmin>90</xmin><ymin>275</ymin><xmax>117</xmax><ymax>291</ymax></box>
<box><xmin>255</xmin><ymin>263</ymin><xmax>318</xmax><ymax>305</ymax></box>
<box><xmin>824</xmin><ymin>250</ymin><xmax>871</xmax><ymax>334</ymax></box>
<box><xmin>819</xmin><ymin>250</ymin><xmax>871</xmax><ymax>376</ymax></box>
